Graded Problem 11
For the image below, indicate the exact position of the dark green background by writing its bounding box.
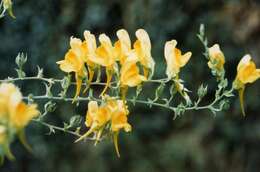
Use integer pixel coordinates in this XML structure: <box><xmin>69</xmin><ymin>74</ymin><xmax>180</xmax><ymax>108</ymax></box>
<box><xmin>1</xmin><ymin>0</ymin><xmax>260</xmax><ymax>171</ymax></box>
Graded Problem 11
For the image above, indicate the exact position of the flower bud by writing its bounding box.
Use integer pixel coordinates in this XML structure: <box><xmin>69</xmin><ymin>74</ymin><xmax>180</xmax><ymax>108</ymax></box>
<box><xmin>208</xmin><ymin>44</ymin><xmax>225</xmax><ymax>74</ymax></box>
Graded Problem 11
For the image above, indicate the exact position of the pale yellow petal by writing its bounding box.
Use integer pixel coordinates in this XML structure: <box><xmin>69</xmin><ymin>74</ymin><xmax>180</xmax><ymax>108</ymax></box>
<box><xmin>134</xmin><ymin>29</ymin><xmax>155</xmax><ymax>73</ymax></box>
<box><xmin>180</xmin><ymin>52</ymin><xmax>192</xmax><ymax>67</ymax></box>
<box><xmin>164</xmin><ymin>40</ymin><xmax>179</xmax><ymax>78</ymax></box>
<box><xmin>115</xmin><ymin>29</ymin><xmax>131</xmax><ymax>64</ymax></box>
<box><xmin>243</xmin><ymin>70</ymin><xmax>260</xmax><ymax>83</ymax></box>
<box><xmin>84</xmin><ymin>30</ymin><xmax>97</xmax><ymax>51</ymax></box>
<box><xmin>85</xmin><ymin>101</ymin><xmax>98</xmax><ymax>127</ymax></box>
<box><xmin>237</xmin><ymin>54</ymin><xmax>251</xmax><ymax>71</ymax></box>
<box><xmin>116</xmin><ymin>29</ymin><xmax>131</xmax><ymax>52</ymax></box>
<box><xmin>57</xmin><ymin>50</ymin><xmax>83</xmax><ymax>73</ymax></box>
<box><xmin>70</xmin><ymin>37</ymin><xmax>85</xmax><ymax>58</ymax></box>
<box><xmin>135</xmin><ymin>29</ymin><xmax>151</xmax><ymax>50</ymax></box>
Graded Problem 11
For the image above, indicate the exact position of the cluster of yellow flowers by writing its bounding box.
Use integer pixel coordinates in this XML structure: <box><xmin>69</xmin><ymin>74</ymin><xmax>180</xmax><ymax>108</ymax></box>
<box><xmin>56</xmin><ymin>28</ymin><xmax>199</xmax><ymax>156</ymax></box>
<box><xmin>57</xmin><ymin>29</ymin><xmax>197</xmax><ymax>103</ymax></box>
<box><xmin>0</xmin><ymin>83</ymin><xmax>39</xmax><ymax>161</ymax></box>
<box><xmin>208</xmin><ymin>44</ymin><xmax>260</xmax><ymax>115</ymax></box>
<box><xmin>57</xmin><ymin>29</ymin><xmax>155</xmax><ymax>101</ymax></box>
<box><xmin>56</xmin><ymin>28</ymin><xmax>260</xmax><ymax>156</ymax></box>
<box><xmin>76</xmin><ymin>96</ymin><xmax>131</xmax><ymax>157</ymax></box>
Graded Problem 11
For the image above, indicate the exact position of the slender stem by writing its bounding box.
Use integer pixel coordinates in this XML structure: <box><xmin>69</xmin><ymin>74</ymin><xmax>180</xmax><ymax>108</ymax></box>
<box><xmin>4</xmin><ymin>75</ymin><xmax>235</xmax><ymax>138</ymax></box>
<box><xmin>146</xmin><ymin>78</ymin><xmax>169</xmax><ymax>83</ymax></box>
<box><xmin>23</xmin><ymin>95</ymin><xmax>92</xmax><ymax>102</ymax></box>
<box><xmin>187</xmin><ymin>88</ymin><xmax>234</xmax><ymax>111</ymax></box>
<box><xmin>32</xmin><ymin>119</ymin><xmax>97</xmax><ymax>141</ymax></box>
<box><xmin>127</xmin><ymin>98</ymin><xmax>175</xmax><ymax>111</ymax></box>
<box><xmin>0</xmin><ymin>77</ymin><xmax>109</xmax><ymax>86</ymax></box>
<box><xmin>23</xmin><ymin>95</ymin><xmax>174</xmax><ymax>111</ymax></box>
<box><xmin>0</xmin><ymin>76</ymin><xmax>168</xmax><ymax>86</ymax></box>
<box><xmin>32</xmin><ymin>119</ymin><xmax>81</xmax><ymax>137</ymax></box>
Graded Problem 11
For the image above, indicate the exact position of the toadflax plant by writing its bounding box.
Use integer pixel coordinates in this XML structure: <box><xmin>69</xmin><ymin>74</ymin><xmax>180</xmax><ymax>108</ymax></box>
<box><xmin>0</xmin><ymin>2</ymin><xmax>260</xmax><ymax>161</ymax></box>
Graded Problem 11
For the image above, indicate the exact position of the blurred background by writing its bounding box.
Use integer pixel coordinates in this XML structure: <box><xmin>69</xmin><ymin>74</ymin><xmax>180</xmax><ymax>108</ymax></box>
<box><xmin>0</xmin><ymin>0</ymin><xmax>260</xmax><ymax>171</ymax></box>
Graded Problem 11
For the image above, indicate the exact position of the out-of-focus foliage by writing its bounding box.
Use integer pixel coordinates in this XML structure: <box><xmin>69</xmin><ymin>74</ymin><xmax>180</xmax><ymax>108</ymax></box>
<box><xmin>0</xmin><ymin>0</ymin><xmax>260</xmax><ymax>171</ymax></box>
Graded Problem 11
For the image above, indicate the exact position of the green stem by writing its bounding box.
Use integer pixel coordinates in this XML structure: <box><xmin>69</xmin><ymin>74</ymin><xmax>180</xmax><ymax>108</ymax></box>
<box><xmin>0</xmin><ymin>76</ymin><xmax>169</xmax><ymax>86</ymax></box>
<box><xmin>32</xmin><ymin>119</ymin><xmax>82</xmax><ymax>137</ymax></box>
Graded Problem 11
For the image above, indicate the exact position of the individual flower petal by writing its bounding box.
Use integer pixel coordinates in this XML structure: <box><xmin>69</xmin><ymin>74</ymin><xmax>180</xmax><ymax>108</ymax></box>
<box><xmin>134</xmin><ymin>29</ymin><xmax>155</xmax><ymax>77</ymax></box>
<box><xmin>114</xmin><ymin>29</ymin><xmax>131</xmax><ymax>64</ymax></box>
<box><xmin>85</xmin><ymin>101</ymin><xmax>98</xmax><ymax>127</ymax></box>
<box><xmin>56</xmin><ymin>50</ymin><xmax>84</xmax><ymax>73</ymax></box>
<box><xmin>83</xmin><ymin>31</ymin><xmax>97</xmax><ymax>66</ymax></box>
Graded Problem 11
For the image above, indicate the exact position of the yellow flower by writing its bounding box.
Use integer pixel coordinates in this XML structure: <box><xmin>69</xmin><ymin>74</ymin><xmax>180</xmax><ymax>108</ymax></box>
<box><xmin>75</xmin><ymin>101</ymin><xmax>111</xmax><ymax>142</ymax></box>
<box><xmin>233</xmin><ymin>54</ymin><xmax>260</xmax><ymax>116</ymax></box>
<box><xmin>114</xmin><ymin>29</ymin><xmax>131</xmax><ymax>64</ymax></box>
<box><xmin>76</xmin><ymin>97</ymin><xmax>131</xmax><ymax>157</ymax></box>
<box><xmin>109</xmin><ymin>100</ymin><xmax>131</xmax><ymax>132</ymax></box>
<box><xmin>164</xmin><ymin>40</ymin><xmax>192</xmax><ymax>78</ymax></box>
<box><xmin>83</xmin><ymin>31</ymin><xmax>97</xmax><ymax>64</ymax></box>
<box><xmin>0</xmin><ymin>83</ymin><xmax>39</xmax><ymax>160</ymax></box>
<box><xmin>106</xmin><ymin>99</ymin><xmax>131</xmax><ymax>157</ymax></box>
<box><xmin>0</xmin><ymin>83</ymin><xmax>39</xmax><ymax>129</ymax></box>
<box><xmin>208</xmin><ymin>44</ymin><xmax>225</xmax><ymax>73</ymax></box>
<box><xmin>89</xmin><ymin>34</ymin><xmax>116</xmax><ymax>67</ymax></box>
<box><xmin>83</xmin><ymin>31</ymin><xmax>97</xmax><ymax>92</ymax></box>
<box><xmin>235</xmin><ymin>55</ymin><xmax>260</xmax><ymax>85</ymax></box>
<box><xmin>57</xmin><ymin>37</ymin><xmax>86</xmax><ymax>100</ymax></box>
<box><xmin>119</xmin><ymin>51</ymin><xmax>146</xmax><ymax>101</ymax></box>
<box><xmin>134</xmin><ymin>29</ymin><xmax>155</xmax><ymax>78</ymax></box>
<box><xmin>9</xmin><ymin>103</ymin><xmax>39</xmax><ymax>129</ymax></box>
<box><xmin>3</xmin><ymin>0</ymin><xmax>15</xmax><ymax>18</ymax></box>
<box><xmin>85</xmin><ymin>101</ymin><xmax>110</xmax><ymax>128</ymax></box>
<box><xmin>88</xmin><ymin>34</ymin><xmax>117</xmax><ymax>96</ymax></box>
<box><xmin>120</xmin><ymin>51</ymin><xmax>146</xmax><ymax>87</ymax></box>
